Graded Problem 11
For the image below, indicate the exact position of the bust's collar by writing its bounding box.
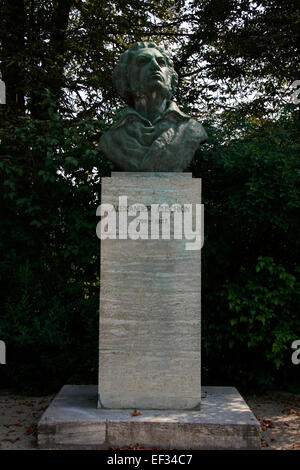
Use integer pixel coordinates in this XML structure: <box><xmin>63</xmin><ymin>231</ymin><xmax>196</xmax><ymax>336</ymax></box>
<box><xmin>113</xmin><ymin>101</ymin><xmax>190</xmax><ymax>128</ymax></box>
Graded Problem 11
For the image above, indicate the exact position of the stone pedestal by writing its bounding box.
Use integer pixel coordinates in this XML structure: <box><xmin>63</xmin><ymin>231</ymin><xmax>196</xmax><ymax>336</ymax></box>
<box><xmin>98</xmin><ymin>173</ymin><xmax>201</xmax><ymax>409</ymax></box>
<box><xmin>38</xmin><ymin>385</ymin><xmax>261</xmax><ymax>449</ymax></box>
<box><xmin>37</xmin><ymin>173</ymin><xmax>261</xmax><ymax>450</ymax></box>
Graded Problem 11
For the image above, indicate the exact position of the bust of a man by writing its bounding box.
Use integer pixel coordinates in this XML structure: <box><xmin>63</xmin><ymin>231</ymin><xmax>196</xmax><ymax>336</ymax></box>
<box><xmin>99</xmin><ymin>41</ymin><xmax>207</xmax><ymax>172</ymax></box>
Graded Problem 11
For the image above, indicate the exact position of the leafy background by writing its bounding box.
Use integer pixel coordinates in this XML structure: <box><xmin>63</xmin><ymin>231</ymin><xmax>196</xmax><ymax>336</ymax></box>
<box><xmin>0</xmin><ymin>0</ymin><xmax>299</xmax><ymax>393</ymax></box>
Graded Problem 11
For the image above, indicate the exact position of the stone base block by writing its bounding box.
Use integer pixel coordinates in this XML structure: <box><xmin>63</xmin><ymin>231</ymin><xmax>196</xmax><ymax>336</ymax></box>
<box><xmin>98</xmin><ymin>173</ymin><xmax>202</xmax><ymax>409</ymax></box>
<box><xmin>38</xmin><ymin>385</ymin><xmax>261</xmax><ymax>450</ymax></box>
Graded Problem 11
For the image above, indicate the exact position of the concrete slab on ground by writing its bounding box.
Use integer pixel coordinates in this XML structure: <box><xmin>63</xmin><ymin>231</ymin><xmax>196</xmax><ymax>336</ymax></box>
<box><xmin>37</xmin><ymin>385</ymin><xmax>261</xmax><ymax>449</ymax></box>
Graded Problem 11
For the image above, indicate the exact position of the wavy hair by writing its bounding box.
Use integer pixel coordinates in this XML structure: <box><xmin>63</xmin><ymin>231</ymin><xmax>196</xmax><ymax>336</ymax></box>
<box><xmin>112</xmin><ymin>42</ymin><xmax>178</xmax><ymax>106</ymax></box>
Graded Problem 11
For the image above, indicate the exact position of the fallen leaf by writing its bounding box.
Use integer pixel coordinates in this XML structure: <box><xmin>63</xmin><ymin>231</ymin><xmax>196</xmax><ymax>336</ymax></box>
<box><xmin>11</xmin><ymin>437</ymin><xmax>20</xmax><ymax>443</ymax></box>
<box><xmin>289</xmin><ymin>409</ymin><xmax>300</xmax><ymax>416</ymax></box>
<box><xmin>26</xmin><ymin>424</ymin><xmax>37</xmax><ymax>436</ymax></box>
<box><xmin>261</xmin><ymin>419</ymin><xmax>275</xmax><ymax>431</ymax></box>
<box><xmin>2</xmin><ymin>437</ymin><xmax>20</xmax><ymax>444</ymax></box>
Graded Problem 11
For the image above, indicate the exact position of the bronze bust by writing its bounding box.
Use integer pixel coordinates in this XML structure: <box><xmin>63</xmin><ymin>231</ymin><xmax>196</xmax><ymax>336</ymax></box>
<box><xmin>99</xmin><ymin>42</ymin><xmax>207</xmax><ymax>172</ymax></box>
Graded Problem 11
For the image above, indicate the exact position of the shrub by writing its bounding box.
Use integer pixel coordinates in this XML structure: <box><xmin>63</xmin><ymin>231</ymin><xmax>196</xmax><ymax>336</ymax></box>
<box><xmin>192</xmin><ymin>111</ymin><xmax>300</xmax><ymax>390</ymax></box>
<box><xmin>1</xmin><ymin>104</ymin><xmax>299</xmax><ymax>393</ymax></box>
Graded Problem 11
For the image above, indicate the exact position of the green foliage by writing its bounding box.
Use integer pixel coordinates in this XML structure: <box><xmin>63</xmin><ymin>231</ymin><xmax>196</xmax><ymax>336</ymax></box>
<box><xmin>191</xmin><ymin>110</ymin><xmax>300</xmax><ymax>390</ymax></box>
<box><xmin>1</xmin><ymin>0</ymin><xmax>299</xmax><ymax>393</ymax></box>
<box><xmin>0</xmin><ymin>0</ymin><xmax>185</xmax><ymax>119</ymax></box>
<box><xmin>0</xmin><ymin>98</ymin><xmax>111</xmax><ymax>392</ymax></box>
<box><xmin>1</xmin><ymin>103</ymin><xmax>299</xmax><ymax>393</ymax></box>
<box><xmin>225</xmin><ymin>257</ymin><xmax>298</xmax><ymax>368</ymax></box>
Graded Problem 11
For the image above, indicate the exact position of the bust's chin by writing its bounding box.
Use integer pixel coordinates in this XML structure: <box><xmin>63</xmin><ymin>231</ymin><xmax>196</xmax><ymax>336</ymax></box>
<box><xmin>133</xmin><ymin>81</ymin><xmax>171</xmax><ymax>100</ymax></box>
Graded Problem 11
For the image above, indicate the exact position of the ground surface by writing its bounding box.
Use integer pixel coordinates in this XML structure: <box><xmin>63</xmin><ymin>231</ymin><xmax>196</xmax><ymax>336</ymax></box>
<box><xmin>0</xmin><ymin>389</ymin><xmax>299</xmax><ymax>450</ymax></box>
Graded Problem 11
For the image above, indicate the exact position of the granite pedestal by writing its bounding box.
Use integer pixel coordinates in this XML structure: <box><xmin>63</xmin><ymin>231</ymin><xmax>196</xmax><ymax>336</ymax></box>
<box><xmin>38</xmin><ymin>385</ymin><xmax>261</xmax><ymax>449</ymax></box>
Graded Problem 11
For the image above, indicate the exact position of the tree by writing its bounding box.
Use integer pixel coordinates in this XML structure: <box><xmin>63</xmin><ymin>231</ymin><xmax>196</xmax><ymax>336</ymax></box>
<box><xmin>0</xmin><ymin>0</ymin><xmax>185</xmax><ymax>120</ymax></box>
<box><xmin>174</xmin><ymin>0</ymin><xmax>300</xmax><ymax>120</ymax></box>
<box><xmin>1</xmin><ymin>0</ymin><xmax>299</xmax><ymax>393</ymax></box>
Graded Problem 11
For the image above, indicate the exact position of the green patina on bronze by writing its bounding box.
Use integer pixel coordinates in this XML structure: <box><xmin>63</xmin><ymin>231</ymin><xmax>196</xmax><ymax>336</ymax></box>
<box><xmin>99</xmin><ymin>42</ymin><xmax>207</xmax><ymax>172</ymax></box>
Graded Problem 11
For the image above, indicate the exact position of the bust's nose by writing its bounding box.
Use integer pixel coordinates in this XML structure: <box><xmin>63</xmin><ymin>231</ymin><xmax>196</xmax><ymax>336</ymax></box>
<box><xmin>149</xmin><ymin>57</ymin><xmax>161</xmax><ymax>70</ymax></box>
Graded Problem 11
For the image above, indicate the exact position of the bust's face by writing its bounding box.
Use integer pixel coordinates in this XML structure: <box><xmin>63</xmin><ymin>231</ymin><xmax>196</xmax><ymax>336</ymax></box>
<box><xmin>128</xmin><ymin>48</ymin><xmax>172</xmax><ymax>97</ymax></box>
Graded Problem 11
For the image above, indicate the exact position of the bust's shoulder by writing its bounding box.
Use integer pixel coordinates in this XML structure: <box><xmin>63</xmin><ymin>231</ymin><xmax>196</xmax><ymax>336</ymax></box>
<box><xmin>163</xmin><ymin>102</ymin><xmax>208</xmax><ymax>142</ymax></box>
<box><xmin>190</xmin><ymin>118</ymin><xmax>208</xmax><ymax>139</ymax></box>
<box><xmin>180</xmin><ymin>117</ymin><xmax>208</xmax><ymax>144</ymax></box>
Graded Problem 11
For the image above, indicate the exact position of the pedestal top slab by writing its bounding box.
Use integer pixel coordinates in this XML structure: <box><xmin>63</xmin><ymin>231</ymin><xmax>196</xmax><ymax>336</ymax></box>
<box><xmin>38</xmin><ymin>385</ymin><xmax>261</xmax><ymax>450</ymax></box>
<box><xmin>111</xmin><ymin>172</ymin><xmax>192</xmax><ymax>178</ymax></box>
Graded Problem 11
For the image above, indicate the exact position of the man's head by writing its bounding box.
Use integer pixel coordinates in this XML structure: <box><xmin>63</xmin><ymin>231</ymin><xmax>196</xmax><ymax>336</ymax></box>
<box><xmin>113</xmin><ymin>42</ymin><xmax>178</xmax><ymax>105</ymax></box>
